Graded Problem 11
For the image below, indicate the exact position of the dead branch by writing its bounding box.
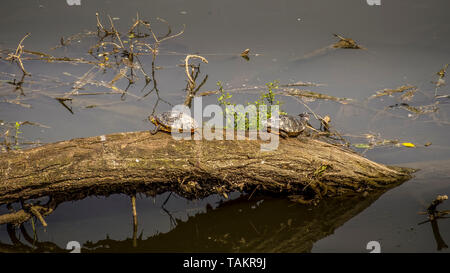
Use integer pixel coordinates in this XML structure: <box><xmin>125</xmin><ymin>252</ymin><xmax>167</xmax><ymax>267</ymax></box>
<box><xmin>5</xmin><ymin>33</ymin><xmax>31</xmax><ymax>75</ymax></box>
<box><xmin>428</xmin><ymin>195</ymin><xmax>448</xmax><ymax>212</ymax></box>
<box><xmin>184</xmin><ymin>55</ymin><xmax>208</xmax><ymax>107</ymax></box>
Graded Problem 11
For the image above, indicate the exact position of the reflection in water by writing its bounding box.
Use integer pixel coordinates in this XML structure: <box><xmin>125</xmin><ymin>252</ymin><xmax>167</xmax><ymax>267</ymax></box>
<box><xmin>430</xmin><ymin>219</ymin><xmax>448</xmax><ymax>251</ymax></box>
<box><xmin>418</xmin><ymin>196</ymin><xmax>450</xmax><ymax>251</ymax></box>
<box><xmin>417</xmin><ymin>217</ymin><xmax>449</xmax><ymax>251</ymax></box>
<box><xmin>0</xmin><ymin>189</ymin><xmax>398</xmax><ymax>253</ymax></box>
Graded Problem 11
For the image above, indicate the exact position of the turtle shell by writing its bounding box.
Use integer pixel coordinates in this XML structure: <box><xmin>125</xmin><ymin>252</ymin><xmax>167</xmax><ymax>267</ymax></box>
<box><xmin>264</xmin><ymin>113</ymin><xmax>309</xmax><ymax>137</ymax></box>
<box><xmin>150</xmin><ymin>111</ymin><xmax>198</xmax><ymax>133</ymax></box>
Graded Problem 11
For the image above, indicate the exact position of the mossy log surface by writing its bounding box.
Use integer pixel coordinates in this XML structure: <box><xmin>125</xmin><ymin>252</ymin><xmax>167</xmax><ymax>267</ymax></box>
<box><xmin>0</xmin><ymin>130</ymin><xmax>414</xmax><ymax>205</ymax></box>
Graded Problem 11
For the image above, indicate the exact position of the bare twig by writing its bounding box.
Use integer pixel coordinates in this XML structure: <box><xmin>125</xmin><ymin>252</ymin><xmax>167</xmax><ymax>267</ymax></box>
<box><xmin>5</xmin><ymin>33</ymin><xmax>31</xmax><ymax>75</ymax></box>
<box><xmin>184</xmin><ymin>55</ymin><xmax>208</xmax><ymax>107</ymax></box>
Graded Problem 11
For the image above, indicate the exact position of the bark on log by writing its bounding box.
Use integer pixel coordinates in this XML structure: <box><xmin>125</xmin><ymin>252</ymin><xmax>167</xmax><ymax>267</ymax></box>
<box><xmin>0</xmin><ymin>130</ymin><xmax>414</xmax><ymax>205</ymax></box>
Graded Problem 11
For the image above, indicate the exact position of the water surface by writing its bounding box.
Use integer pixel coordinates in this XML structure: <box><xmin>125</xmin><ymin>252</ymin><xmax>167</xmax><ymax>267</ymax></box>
<box><xmin>1</xmin><ymin>0</ymin><xmax>450</xmax><ymax>252</ymax></box>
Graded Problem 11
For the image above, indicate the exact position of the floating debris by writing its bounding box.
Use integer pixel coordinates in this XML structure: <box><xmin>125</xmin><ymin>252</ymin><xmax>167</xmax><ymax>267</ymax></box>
<box><xmin>433</xmin><ymin>64</ymin><xmax>448</xmax><ymax>96</ymax></box>
<box><xmin>240</xmin><ymin>48</ymin><xmax>250</xmax><ymax>61</ymax></box>
<box><xmin>348</xmin><ymin>133</ymin><xmax>422</xmax><ymax>151</ymax></box>
<box><xmin>437</xmin><ymin>64</ymin><xmax>448</xmax><ymax>79</ymax></box>
<box><xmin>332</xmin><ymin>34</ymin><xmax>364</xmax><ymax>49</ymax></box>
<box><xmin>435</xmin><ymin>94</ymin><xmax>450</xmax><ymax>99</ymax></box>
<box><xmin>369</xmin><ymin>85</ymin><xmax>416</xmax><ymax>99</ymax></box>
<box><xmin>283</xmin><ymin>88</ymin><xmax>352</xmax><ymax>103</ymax></box>
<box><xmin>196</xmin><ymin>81</ymin><xmax>326</xmax><ymax>98</ymax></box>
<box><xmin>280</xmin><ymin>81</ymin><xmax>326</xmax><ymax>88</ymax></box>
<box><xmin>389</xmin><ymin>102</ymin><xmax>439</xmax><ymax>118</ymax></box>
<box><xmin>400</xmin><ymin>88</ymin><xmax>418</xmax><ymax>101</ymax></box>
<box><xmin>292</xmin><ymin>34</ymin><xmax>364</xmax><ymax>62</ymax></box>
<box><xmin>400</xmin><ymin>142</ymin><xmax>416</xmax><ymax>148</ymax></box>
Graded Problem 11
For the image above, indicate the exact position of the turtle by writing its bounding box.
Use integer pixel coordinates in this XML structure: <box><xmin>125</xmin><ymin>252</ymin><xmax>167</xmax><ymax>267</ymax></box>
<box><xmin>263</xmin><ymin>113</ymin><xmax>310</xmax><ymax>138</ymax></box>
<box><xmin>149</xmin><ymin>110</ymin><xmax>199</xmax><ymax>135</ymax></box>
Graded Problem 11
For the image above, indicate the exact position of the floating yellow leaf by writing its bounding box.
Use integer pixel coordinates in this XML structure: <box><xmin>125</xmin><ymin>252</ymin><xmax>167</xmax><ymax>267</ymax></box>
<box><xmin>401</xmin><ymin>142</ymin><xmax>416</xmax><ymax>148</ymax></box>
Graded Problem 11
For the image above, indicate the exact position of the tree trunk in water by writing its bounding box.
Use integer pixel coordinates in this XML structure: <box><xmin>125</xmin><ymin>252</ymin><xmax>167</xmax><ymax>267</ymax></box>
<box><xmin>0</xmin><ymin>130</ymin><xmax>414</xmax><ymax>206</ymax></box>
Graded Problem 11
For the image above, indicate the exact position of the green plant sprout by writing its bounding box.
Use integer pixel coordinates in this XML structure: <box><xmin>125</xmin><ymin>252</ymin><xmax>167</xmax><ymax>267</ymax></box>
<box><xmin>217</xmin><ymin>80</ymin><xmax>286</xmax><ymax>130</ymax></box>
<box><xmin>14</xmin><ymin>121</ymin><xmax>22</xmax><ymax>150</ymax></box>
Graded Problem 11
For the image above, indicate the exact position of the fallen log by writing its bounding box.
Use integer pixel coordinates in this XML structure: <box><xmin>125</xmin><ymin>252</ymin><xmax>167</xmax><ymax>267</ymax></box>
<box><xmin>0</xmin><ymin>130</ymin><xmax>414</xmax><ymax>206</ymax></box>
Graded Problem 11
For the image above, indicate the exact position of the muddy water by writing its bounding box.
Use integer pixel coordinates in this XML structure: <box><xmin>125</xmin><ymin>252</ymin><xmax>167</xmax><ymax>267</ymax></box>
<box><xmin>1</xmin><ymin>0</ymin><xmax>450</xmax><ymax>252</ymax></box>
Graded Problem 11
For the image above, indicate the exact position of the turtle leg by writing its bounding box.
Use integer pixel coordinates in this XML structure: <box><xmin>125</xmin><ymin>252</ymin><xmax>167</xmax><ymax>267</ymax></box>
<box><xmin>267</xmin><ymin>129</ymin><xmax>287</xmax><ymax>139</ymax></box>
<box><xmin>150</xmin><ymin>125</ymin><xmax>160</xmax><ymax>135</ymax></box>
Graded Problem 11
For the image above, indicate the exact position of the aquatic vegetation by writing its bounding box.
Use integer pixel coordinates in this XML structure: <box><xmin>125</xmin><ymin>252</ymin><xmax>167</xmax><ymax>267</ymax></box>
<box><xmin>332</xmin><ymin>34</ymin><xmax>364</xmax><ymax>49</ymax></box>
<box><xmin>0</xmin><ymin>120</ymin><xmax>46</xmax><ymax>151</ymax></box>
<box><xmin>283</xmin><ymin>88</ymin><xmax>352</xmax><ymax>104</ymax></box>
<box><xmin>369</xmin><ymin>85</ymin><xmax>416</xmax><ymax>99</ymax></box>
<box><xmin>217</xmin><ymin>80</ymin><xmax>287</xmax><ymax>130</ymax></box>
<box><xmin>433</xmin><ymin>64</ymin><xmax>448</xmax><ymax>97</ymax></box>
<box><xmin>292</xmin><ymin>33</ymin><xmax>365</xmax><ymax>61</ymax></box>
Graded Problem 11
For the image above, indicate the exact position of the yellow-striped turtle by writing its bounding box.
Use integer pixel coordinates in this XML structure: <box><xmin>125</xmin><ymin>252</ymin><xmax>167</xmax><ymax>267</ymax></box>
<box><xmin>149</xmin><ymin>110</ymin><xmax>198</xmax><ymax>134</ymax></box>
<box><xmin>264</xmin><ymin>113</ymin><xmax>310</xmax><ymax>138</ymax></box>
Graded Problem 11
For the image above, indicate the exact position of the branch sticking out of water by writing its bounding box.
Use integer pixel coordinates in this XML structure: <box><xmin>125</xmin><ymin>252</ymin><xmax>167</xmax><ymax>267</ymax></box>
<box><xmin>184</xmin><ymin>54</ymin><xmax>208</xmax><ymax>108</ymax></box>
<box><xmin>5</xmin><ymin>33</ymin><xmax>31</xmax><ymax>76</ymax></box>
<box><xmin>428</xmin><ymin>195</ymin><xmax>448</xmax><ymax>213</ymax></box>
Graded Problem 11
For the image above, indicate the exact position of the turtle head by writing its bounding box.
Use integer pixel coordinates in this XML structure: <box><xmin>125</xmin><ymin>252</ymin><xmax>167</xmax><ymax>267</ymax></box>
<box><xmin>298</xmin><ymin>112</ymin><xmax>310</xmax><ymax>121</ymax></box>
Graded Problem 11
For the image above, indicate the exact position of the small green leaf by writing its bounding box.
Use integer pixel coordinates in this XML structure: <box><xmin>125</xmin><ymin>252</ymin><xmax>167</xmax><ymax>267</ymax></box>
<box><xmin>354</xmin><ymin>143</ymin><xmax>371</xmax><ymax>149</ymax></box>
